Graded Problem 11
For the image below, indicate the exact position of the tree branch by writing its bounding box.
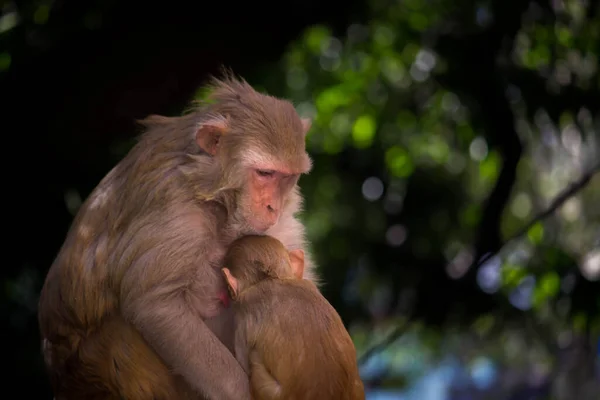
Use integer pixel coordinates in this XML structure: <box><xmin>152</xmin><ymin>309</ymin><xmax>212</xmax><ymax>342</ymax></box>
<box><xmin>475</xmin><ymin>162</ymin><xmax>600</xmax><ymax>268</ymax></box>
<box><xmin>357</xmin><ymin>318</ymin><xmax>411</xmax><ymax>365</ymax></box>
<box><xmin>436</xmin><ymin>0</ymin><xmax>530</xmax><ymax>284</ymax></box>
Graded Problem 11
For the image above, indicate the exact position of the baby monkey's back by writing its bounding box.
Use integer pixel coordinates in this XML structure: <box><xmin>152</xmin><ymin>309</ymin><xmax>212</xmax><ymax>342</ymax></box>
<box><xmin>238</xmin><ymin>279</ymin><xmax>365</xmax><ymax>400</ymax></box>
<box><xmin>221</xmin><ymin>234</ymin><xmax>365</xmax><ymax>400</ymax></box>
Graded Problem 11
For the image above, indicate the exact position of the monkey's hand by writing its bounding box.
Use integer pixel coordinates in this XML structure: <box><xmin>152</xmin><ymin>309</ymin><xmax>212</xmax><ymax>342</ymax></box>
<box><xmin>120</xmin><ymin>249</ymin><xmax>251</xmax><ymax>400</ymax></box>
<box><xmin>123</xmin><ymin>292</ymin><xmax>250</xmax><ymax>400</ymax></box>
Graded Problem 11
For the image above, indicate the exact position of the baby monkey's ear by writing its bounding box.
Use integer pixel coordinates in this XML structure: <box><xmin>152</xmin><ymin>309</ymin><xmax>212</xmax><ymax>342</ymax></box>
<box><xmin>288</xmin><ymin>249</ymin><xmax>305</xmax><ymax>279</ymax></box>
<box><xmin>221</xmin><ymin>268</ymin><xmax>239</xmax><ymax>299</ymax></box>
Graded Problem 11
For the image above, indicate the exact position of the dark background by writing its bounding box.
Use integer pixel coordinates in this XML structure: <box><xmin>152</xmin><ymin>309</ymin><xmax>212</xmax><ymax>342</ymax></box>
<box><xmin>3</xmin><ymin>0</ymin><xmax>599</xmax><ymax>398</ymax></box>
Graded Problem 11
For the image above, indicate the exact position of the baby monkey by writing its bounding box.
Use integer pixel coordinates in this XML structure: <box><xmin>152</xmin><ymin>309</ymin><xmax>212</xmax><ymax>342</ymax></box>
<box><xmin>222</xmin><ymin>235</ymin><xmax>365</xmax><ymax>400</ymax></box>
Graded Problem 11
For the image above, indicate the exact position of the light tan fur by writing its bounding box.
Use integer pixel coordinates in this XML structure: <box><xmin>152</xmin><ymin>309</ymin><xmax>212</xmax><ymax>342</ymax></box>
<box><xmin>222</xmin><ymin>235</ymin><xmax>365</xmax><ymax>400</ymax></box>
<box><xmin>38</xmin><ymin>74</ymin><xmax>316</xmax><ymax>400</ymax></box>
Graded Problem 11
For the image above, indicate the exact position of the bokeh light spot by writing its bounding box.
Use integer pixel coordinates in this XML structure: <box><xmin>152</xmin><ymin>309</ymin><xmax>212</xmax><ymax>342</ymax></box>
<box><xmin>469</xmin><ymin>136</ymin><xmax>488</xmax><ymax>161</ymax></box>
<box><xmin>0</xmin><ymin>10</ymin><xmax>19</xmax><ymax>33</ymax></box>
<box><xmin>581</xmin><ymin>249</ymin><xmax>600</xmax><ymax>281</ymax></box>
<box><xmin>511</xmin><ymin>192</ymin><xmax>532</xmax><ymax>219</ymax></box>
<box><xmin>304</xmin><ymin>25</ymin><xmax>331</xmax><ymax>54</ymax></box>
<box><xmin>477</xmin><ymin>255</ymin><xmax>501</xmax><ymax>294</ymax></box>
<box><xmin>386</xmin><ymin>224</ymin><xmax>407</xmax><ymax>247</ymax></box>
<box><xmin>362</xmin><ymin>177</ymin><xmax>385</xmax><ymax>201</ymax></box>
<box><xmin>352</xmin><ymin>115</ymin><xmax>376</xmax><ymax>148</ymax></box>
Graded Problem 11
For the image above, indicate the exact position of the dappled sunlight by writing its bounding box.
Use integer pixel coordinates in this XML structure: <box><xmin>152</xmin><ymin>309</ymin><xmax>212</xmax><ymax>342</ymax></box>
<box><xmin>0</xmin><ymin>6</ymin><xmax>19</xmax><ymax>35</ymax></box>
<box><xmin>468</xmin><ymin>137</ymin><xmax>488</xmax><ymax>162</ymax></box>
<box><xmin>476</xmin><ymin>254</ymin><xmax>502</xmax><ymax>294</ymax></box>
<box><xmin>510</xmin><ymin>192</ymin><xmax>532</xmax><ymax>219</ymax></box>
<box><xmin>581</xmin><ymin>249</ymin><xmax>600</xmax><ymax>281</ymax></box>
<box><xmin>445</xmin><ymin>247</ymin><xmax>474</xmax><ymax>279</ymax></box>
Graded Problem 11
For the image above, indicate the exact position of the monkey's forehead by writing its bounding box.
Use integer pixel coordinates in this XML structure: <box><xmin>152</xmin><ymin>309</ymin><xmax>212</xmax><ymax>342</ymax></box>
<box><xmin>240</xmin><ymin>145</ymin><xmax>311</xmax><ymax>174</ymax></box>
<box><xmin>210</xmin><ymin>92</ymin><xmax>305</xmax><ymax>135</ymax></box>
<box><xmin>206</xmin><ymin>92</ymin><xmax>311</xmax><ymax>171</ymax></box>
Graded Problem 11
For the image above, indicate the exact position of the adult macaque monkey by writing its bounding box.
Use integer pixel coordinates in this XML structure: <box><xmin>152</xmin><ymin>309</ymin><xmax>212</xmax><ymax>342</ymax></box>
<box><xmin>38</xmin><ymin>75</ymin><xmax>316</xmax><ymax>400</ymax></box>
<box><xmin>222</xmin><ymin>235</ymin><xmax>365</xmax><ymax>400</ymax></box>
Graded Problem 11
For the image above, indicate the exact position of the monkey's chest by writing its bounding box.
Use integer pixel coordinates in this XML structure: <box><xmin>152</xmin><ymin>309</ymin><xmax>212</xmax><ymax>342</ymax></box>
<box><xmin>187</xmin><ymin>250</ymin><xmax>230</xmax><ymax>319</ymax></box>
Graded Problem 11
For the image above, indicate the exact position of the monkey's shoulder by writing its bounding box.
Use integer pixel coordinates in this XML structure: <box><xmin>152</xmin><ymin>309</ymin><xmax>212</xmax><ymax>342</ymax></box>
<box><xmin>239</xmin><ymin>279</ymin><xmax>345</xmax><ymax>336</ymax></box>
<box><xmin>242</xmin><ymin>278</ymin><xmax>324</xmax><ymax>306</ymax></box>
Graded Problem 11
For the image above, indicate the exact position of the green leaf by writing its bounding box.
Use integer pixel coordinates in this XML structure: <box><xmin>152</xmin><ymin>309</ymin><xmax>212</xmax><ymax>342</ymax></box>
<box><xmin>315</xmin><ymin>86</ymin><xmax>352</xmax><ymax>115</ymax></box>
<box><xmin>531</xmin><ymin>45</ymin><xmax>551</xmax><ymax>68</ymax></box>
<box><xmin>34</xmin><ymin>5</ymin><xmax>51</xmax><ymax>25</ymax></box>
<box><xmin>352</xmin><ymin>115</ymin><xmax>377</xmax><ymax>148</ymax></box>
<box><xmin>408</xmin><ymin>13</ymin><xmax>429</xmax><ymax>31</ymax></box>
<box><xmin>472</xmin><ymin>314</ymin><xmax>495</xmax><ymax>336</ymax></box>
<box><xmin>322</xmin><ymin>135</ymin><xmax>345</xmax><ymax>154</ymax></box>
<box><xmin>396</xmin><ymin>110</ymin><xmax>417</xmax><ymax>131</ymax></box>
<box><xmin>532</xmin><ymin>285</ymin><xmax>546</xmax><ymax>310</ymax></box>
<box><xmin>573</xmin><ymin>312</ymin><xmax>587</xmax><ymax>333</ymax></box>
<box><xmin>556</xmin><ymin>25</ymin><xmax>573</xmax><ymax>47</ymax></box>
<box><xmin>461</xmin><ymin>204</ymin><xmax>481</xmax><ymax>227</ymax></box>
<box><xmin>534</xmin><ymin>26</ymin><xmax>549</xmax><ymax>43</ymax></box>
<box><xmin>385</xmin><ymin>146</ymin><xmax>414</xmax><ymax>177</ymax></box>
<box><xmin>284</xmin><ymin>48</ymin><xmax>305</xmax><ymax>67</ymax></box>
<box><xmin>479</xmin><ymin>151</ymin><xmax>501</xmax><ymax>183</ymax></box>
<box><xmin>373</xmin><ymin>24</ymin><xmax>396</xmax><ymax>49</ymax></box>
<box><xmin>501</xmin><ymin>263</ymin><xmax>527</xmax><ymax>288</ymax></box>
<box><xmin>527</xmin><ymin>222</ymin><xmax>544</xmax><ymax>244</ymax></box>
<box><xmin>538</xmin><ymin>272</ymin><xmax>560</xmax><ymax>298</ymax></box>
<box><xmin>456</xmin><ymin>122</ymin><xmax>475</xmax><ymax>144</ymax></box>
<box><xmin>0</xmin><ymin>53</ymin><xmax>11</xmax><ymax>71</ymax></box>
<box><xmin>425</xmin><ymin>136</ymin><xmax>450</xmax><ymax>164</ymax></box>
<box><xmin>303</xmin><ymin>25</ymin><xmax>331</xmax><ymax>54</ymax></box>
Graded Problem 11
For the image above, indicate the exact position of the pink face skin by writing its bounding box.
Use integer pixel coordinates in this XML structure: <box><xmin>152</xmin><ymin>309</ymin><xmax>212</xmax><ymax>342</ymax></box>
<box><xmin>245</xmin><ymin>168</ymin><xmax>299</xmax><ymax>232</ymax></box>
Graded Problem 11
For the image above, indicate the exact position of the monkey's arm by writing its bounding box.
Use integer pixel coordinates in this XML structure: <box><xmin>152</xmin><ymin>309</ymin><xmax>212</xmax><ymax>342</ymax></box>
<box><xmin>233</xmin><ymin>316</ymin><xmax>250</xmax><ymax>374</ymax></box>
<box><xmin>240</xmin><ymin>312</ymin><xmax>285</xmax><ymax>400</ymax></box>
<box><xmin>121</xmin><ymin>251</ymin><xmax>251</xmax><ymax>400</ymax></box>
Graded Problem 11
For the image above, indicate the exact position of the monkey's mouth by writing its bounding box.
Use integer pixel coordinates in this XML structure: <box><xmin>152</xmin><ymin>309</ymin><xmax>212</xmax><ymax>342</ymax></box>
<box><xmin>253</xmin><ymin>220</ymin><xmax>279</xmax><ymax>235</ymax></box>
<box><xmin>241</xmin><ymin>216</ymin><xmax>278</xmax><ymax>235</ymax></box>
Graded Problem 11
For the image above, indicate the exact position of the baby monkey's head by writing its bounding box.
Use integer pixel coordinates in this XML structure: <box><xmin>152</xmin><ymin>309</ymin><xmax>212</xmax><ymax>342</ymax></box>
<box><xmin>222</xmin><ymin>235</ymin><xmax>304</xmax><ymax>300</ymax></box>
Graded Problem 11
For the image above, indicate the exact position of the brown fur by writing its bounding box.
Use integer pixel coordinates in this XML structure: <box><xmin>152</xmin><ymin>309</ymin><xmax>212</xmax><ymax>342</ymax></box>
<box><xmin>48</xmin><ymin>315</ymin><xmax>196</xmax><ymax>400</ymax></box>
<box><xmin>223</xmin><ymin>236</ymin><xmax>365</xmax><ymax>400</ymax></box>
<box><xmin>38</xmin><ymin>74</ymin><xmax>316</xmax><ymax>400</ymax></box>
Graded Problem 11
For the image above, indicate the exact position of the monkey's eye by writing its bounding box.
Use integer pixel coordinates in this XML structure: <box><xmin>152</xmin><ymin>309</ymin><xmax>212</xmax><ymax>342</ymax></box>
<box><xmin>256</xmin><ymin>169</ymin><xmax>275</xmax><ymax>178</ymax></box>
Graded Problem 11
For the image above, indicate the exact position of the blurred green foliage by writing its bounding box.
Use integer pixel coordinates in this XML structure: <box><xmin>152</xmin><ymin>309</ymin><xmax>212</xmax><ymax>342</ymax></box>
<box><xmin>241</xmin><ymin>0</ymin><xmax>600</xmax><ymax>391</ymax></box>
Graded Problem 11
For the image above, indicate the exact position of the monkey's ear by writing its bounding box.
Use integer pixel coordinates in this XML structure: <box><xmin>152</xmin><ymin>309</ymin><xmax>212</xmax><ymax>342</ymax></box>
<box><xmin>221</xmin><ymin>268</ymin><xmax>239</xmax><ymax>298</ymax></box>
<box><xmin>300</xmin><ymin>118</ymin><xmax>312</xmax><ymax>135</ymax></box>
<box><xmin>288</xmin><ymin>249</ymin><xmax>305</xmax><ymax>279</ymax></box>
<box><xmin>196</xmin><ymin>116</ymin><xmax>228</xmax><ymax>156</ymax></box>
